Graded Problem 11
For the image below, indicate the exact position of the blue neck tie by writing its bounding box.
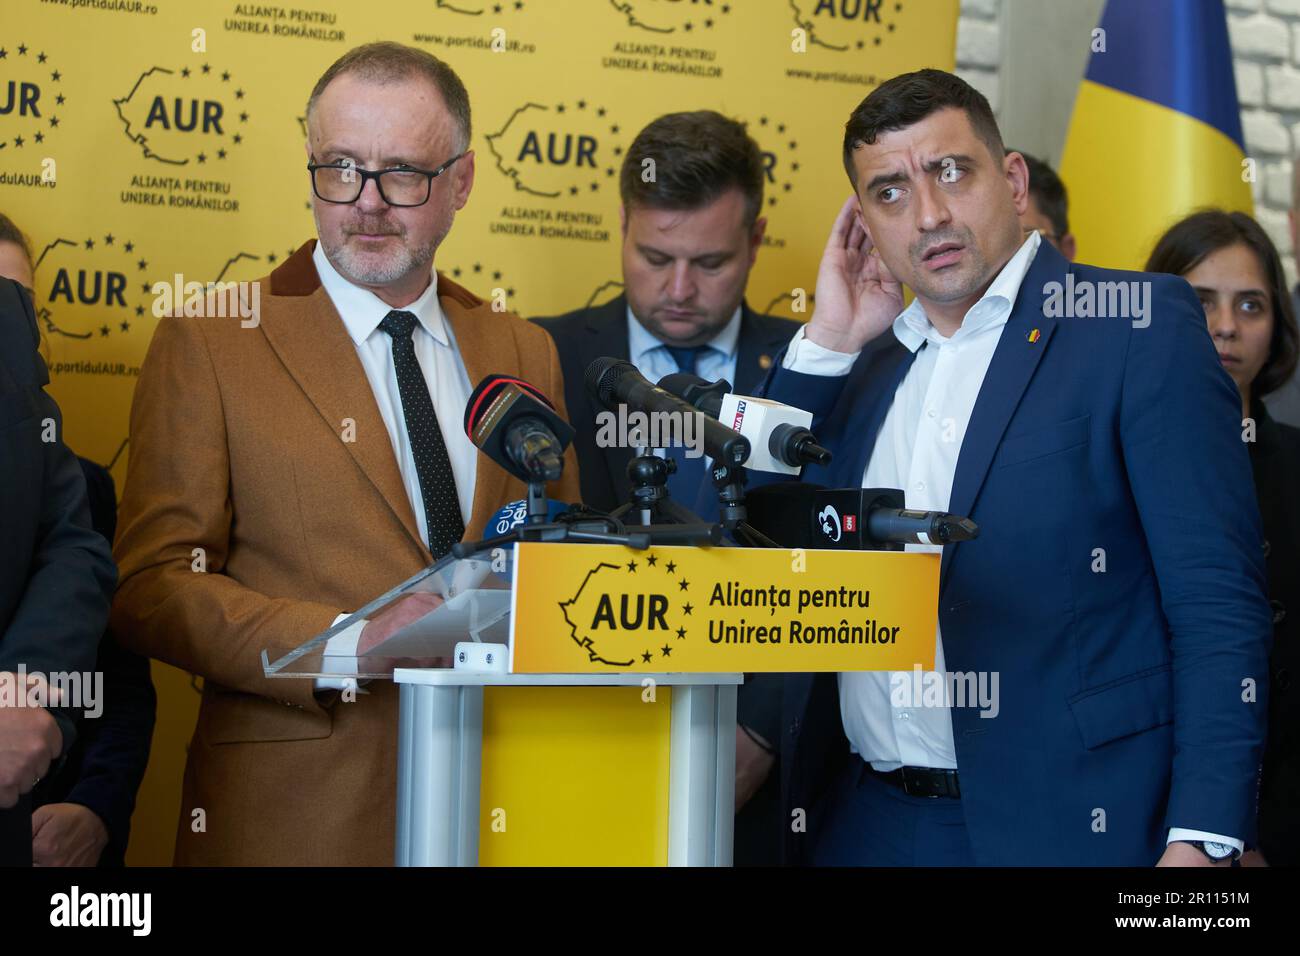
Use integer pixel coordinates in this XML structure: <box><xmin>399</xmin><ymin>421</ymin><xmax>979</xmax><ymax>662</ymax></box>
<box><xmin>661</xmin><ymin>344</ymin><xmax>711</xmax><ymax>511</ymax></box>
<box><xmin>379</xmin><ymin>310</ymin><xmax>465</xmax><ymax>558</ymax></box>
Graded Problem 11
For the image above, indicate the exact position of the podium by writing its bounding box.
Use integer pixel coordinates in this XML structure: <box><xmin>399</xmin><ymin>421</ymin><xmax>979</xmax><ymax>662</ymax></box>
<box><xmin>262</xmin><ymin>537</ymin><xmax>939</xmax><ymax>866</ymax></box>
<box><xmin>262</xmin><ymin>545</ymin><xmax>743</xmax><ymax>867</ymax></box>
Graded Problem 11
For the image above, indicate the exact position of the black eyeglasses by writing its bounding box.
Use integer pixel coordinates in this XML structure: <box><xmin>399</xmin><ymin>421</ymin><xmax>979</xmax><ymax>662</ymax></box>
<box><xmin>307</xmin><ymin>153</ymin><xmax>467</xmax><ymax>207</ymax></box>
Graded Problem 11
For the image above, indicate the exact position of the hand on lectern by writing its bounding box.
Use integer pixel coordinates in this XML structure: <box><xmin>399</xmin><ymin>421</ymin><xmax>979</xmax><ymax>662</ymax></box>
<box><xmin>358</xmin><ymin>592</ymin><xmax>446</xmax><ymax>658</ymax></box>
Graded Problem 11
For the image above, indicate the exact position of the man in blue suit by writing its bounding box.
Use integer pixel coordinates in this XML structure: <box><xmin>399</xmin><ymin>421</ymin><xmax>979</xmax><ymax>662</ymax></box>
<box><xmin>762</xmin><ymin>69</ymin><xmax>1271</xmax><ymax>866</ymax></box>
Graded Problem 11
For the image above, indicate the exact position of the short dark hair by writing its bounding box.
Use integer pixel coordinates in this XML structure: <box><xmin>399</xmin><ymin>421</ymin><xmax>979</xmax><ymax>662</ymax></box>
<box><xmin>842</xmin><ymin>68</ymin><xmax>1003</xmax><ymax>185</ymax></box>
<box><xmin>0</xmin><ymin>212</ymin><xmax>32</xmax><ymax>266</ymax></box>
<box><xmin>620</xmin><ymin>110</ymin><xmax>765</xmax><ymax>227</ymax></box>
<box><xmin>307</xmin><ymin>41</ymin><xmax>472</xmax><ymax>151</ymax></box>
<box><xmin>1014</xmin><ymin>149</ymin><xmax>1070</xmax><ymax>238</ymax></box>
<box><xmin>1145</xmin><ymin>209</ymin><xmax>1300</xmax><ymax>399</ymax></box>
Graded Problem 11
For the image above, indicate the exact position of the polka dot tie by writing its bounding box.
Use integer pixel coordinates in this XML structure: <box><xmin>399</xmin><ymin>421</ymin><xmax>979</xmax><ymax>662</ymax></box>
<box><xmin>379</xmin><ymin>309</ymin><xmax>465</xmax><ymax>559</ymax></box>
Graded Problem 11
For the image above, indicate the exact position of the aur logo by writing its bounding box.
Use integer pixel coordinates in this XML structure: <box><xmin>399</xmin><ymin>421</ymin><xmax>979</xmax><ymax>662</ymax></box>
<box><xmin>0</xmin><ymin>40</ymin><xmax>67</xmax><ymax>153</ymax></box>
<box><xmin>114</xmin><ymin>62</ymin><xmax>249</xmax><ymax>166</ymax></box>
<box><xmin>33</xmin><ymin>234</ymin><xmax>153</xmax><ymax>341</ymax></box>
<box><xmin>609</xmin><ymin>0</ymin><xmax>733</xmax><ymax>34</ymax></box>
<box><xmin>746</xmin><ymin>114</ymin><xmax>803</xmax><ymax>211</ymax></box>
<box><xmin>434</xmin><ymin>0</ymin><xmax>528</xmax><ymax>15</ymax></box>
<box><xmin>213</xmin><ymin>246</ymin><xmax>300</xmax><ymax>283</ymax></box>
<box><xmin>792</xmin><ymin>0</ymin><xmax>904</xmax><ymax>53</ymax></box>
<box><xmin>486</xmin><ymin>100</ymin><xmax>628</xmax><ymax>199</ymax></box>
<box><xmin>558</xmin><ymin>550</ymin><xmax>694</xmax><ymax>666</ymax></box>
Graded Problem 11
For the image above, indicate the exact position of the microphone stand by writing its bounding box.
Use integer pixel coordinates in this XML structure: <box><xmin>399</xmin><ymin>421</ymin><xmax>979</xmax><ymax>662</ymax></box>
<box><xmin>709</xmin><ymin>461</ymin><xmax>781</xmax><ymax>548</ymax></box>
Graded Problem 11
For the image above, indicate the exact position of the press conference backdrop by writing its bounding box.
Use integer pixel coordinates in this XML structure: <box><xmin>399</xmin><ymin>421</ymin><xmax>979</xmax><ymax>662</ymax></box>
<box><xmin>1</xmin><ymin>0</ymin><xmax>958</xmax><ymax>864</ymax></box>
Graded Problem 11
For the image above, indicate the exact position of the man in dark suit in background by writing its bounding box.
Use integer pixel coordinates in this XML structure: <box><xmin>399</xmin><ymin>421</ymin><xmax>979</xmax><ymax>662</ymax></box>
<box><xmin>534</xmin><ymin>110</ymin><xmax>799</xmax><ymax>866</ymax></box>
<box><xmin>535</xmin><ymin>110</ymin><xmax>799</xmax><ymax>517</ymax></box>
<box><xmin>761</xmin><ymin>69</ymin><xmax>1270</xmax><ymax>866</ymax></box>
<box><xmin>0</xmin><ymin>276</ymin><xmax>117</xmax><ymax>866</ymax></box>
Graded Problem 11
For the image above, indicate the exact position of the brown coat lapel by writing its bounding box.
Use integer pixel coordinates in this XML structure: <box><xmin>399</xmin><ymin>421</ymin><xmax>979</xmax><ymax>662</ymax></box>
<box><xmin>258</xmin><ymin>240</ymin><xmax>517</xmax><ymax>555</ymax></box>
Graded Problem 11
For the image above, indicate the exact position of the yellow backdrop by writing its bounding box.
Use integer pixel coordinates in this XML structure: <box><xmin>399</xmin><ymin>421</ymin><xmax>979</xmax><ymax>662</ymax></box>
<box><xmin>1</xmin><ymin>0</ymin><xmax>957</xmax><ymax>865</ymax></box>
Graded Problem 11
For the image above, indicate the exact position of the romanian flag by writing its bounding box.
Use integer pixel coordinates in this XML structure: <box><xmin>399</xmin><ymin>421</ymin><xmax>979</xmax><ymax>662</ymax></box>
<box><xmin>1060</xmin><ymin>0</ymin><xmax>1252</xmax><ymax>270</ymax></box>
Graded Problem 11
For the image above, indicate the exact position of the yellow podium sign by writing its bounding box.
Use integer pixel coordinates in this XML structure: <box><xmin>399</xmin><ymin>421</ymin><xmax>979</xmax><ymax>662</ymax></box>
<box><xmin>510</xmin><ymin>543</ymin><xmax>939</xmax><ymax>673</ymax></box>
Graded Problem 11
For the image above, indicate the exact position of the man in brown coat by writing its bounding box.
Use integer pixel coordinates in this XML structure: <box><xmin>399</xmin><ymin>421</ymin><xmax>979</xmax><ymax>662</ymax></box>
<box><xmin>111</xmin><ymin>42</ymin><xmax>580</xmax><ymax>865</ymax></box>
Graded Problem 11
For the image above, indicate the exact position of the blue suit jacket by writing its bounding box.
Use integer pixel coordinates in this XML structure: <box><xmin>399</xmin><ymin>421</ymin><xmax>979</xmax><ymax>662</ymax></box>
<box><xmin>762</xmin><ymin>241</ymin><xmax>1272</xmax><ymax>865</ymax></box>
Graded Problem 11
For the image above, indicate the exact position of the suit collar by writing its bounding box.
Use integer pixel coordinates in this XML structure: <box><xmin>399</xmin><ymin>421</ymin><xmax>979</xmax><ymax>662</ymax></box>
<box><xmin>260</xmin><ymin>239</ymin><xmax>513</xmax><ymax>559</ymax></box>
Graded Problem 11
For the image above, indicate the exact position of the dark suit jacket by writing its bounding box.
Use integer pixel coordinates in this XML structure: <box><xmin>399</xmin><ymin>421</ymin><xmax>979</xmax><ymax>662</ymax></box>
<box><xmin>32</xmin><ymin>460</ymin><xmax>155</xmax><ymax>867</ymax></box>
<box><xmin>533</xmin><ymin>294</ymin><xmax>800</xmax><ymax>514</ymax></box>
<box><xmin>0</xmin><ymin>278</ymin><xmax>116</xmax><ymax>865</ymax></box>
<box><xmin>1250</xmin><ymin>398</ymin><xmax>1300</xmax><ymax>865</ymax></box>
<box><xmin>758</xmin><ymin>241</ymin><xmax>1272</xmax><ymax>865</ymax></box>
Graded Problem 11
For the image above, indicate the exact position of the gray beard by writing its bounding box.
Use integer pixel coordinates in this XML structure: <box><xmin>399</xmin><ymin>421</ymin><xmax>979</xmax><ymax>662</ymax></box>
<box><xmin>322</xmin><ymin>234</ymin><xmax>437</xmax><ymax>286</ymax></box>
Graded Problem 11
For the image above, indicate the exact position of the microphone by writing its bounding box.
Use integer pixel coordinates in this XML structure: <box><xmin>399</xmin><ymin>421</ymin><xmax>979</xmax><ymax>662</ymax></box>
<box><xmin>464</xmin><ymin>375</ymin><xmax>576</xmax><ymax>484</ymax></box>
<box><xmin>584</xmin><ymin>357</ymin><xmax>750</xmax><ymax>468</ymax></box>
<box><xmin>744</xmin><ymin>482</ymin><xmax>979</xmax><ymax>550</ymax></box>
<box><xmin>658</xmin><ymin>372</ymin><xmax>831</xmax><ymax>475</ymax></box>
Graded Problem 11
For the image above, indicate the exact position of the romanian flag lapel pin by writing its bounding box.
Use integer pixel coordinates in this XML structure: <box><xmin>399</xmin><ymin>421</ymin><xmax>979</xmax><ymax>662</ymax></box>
<box><xmin>1027</xmin><ymin>328</ymin><xmax>1041</xmax><ymax>344</ymax></box>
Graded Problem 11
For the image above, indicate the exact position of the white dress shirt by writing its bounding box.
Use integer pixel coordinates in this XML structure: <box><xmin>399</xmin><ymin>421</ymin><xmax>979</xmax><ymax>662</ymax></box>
<box><xmin>312</xmin><ymin>243</ymin><xmax>476</xmax><ymax>689</ymax></box>
<box><xmin>627</xmin><ymin>305</ymin><xmax>742</xmax><ymax>387</ymax></box>
<box><xmin>782</xmin><ymin>231</ymin><xmax>1236</xmax><ymax>852</ymax></box>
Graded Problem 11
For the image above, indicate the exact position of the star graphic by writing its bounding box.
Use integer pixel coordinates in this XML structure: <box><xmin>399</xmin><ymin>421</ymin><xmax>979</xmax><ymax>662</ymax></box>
<box><xmin>0</xmin><ymin>49</ymin><xmax>7</xmax><ymax>60</ymax></box>
<box><xmin>218</xmin><ymin>148</ymin><xmax>227</xmax><ymax>159</ymax></box>
<box><xmin>661</xmin><ymin>645</ymin><xmax>672</xmax><ymax>657</ymax></box>
<box><xmin>137</xmin><ymin>259</ymin><xmax>147</xmax><ymax>270</ymax></box>
<box><xmin>37</xmin><ymin>52</ymin><xmax>46</xmax><ymax>63</ymax></box>
<box><xmin>12</xmin><ymin>136</ymin><xmax>22</xmax><ymax>148</ymax></box>
<box><xmin>682</xmin><ymin>602</ymin><xmax>693</xmax><ymax>615</ymax></box>
<box><xmin>197</xmin><ymin>153</ymin><xmax>206</xmax><ymax>163</ymax></box>
<box><xmin>646</xmin><ymin>553</ymin><xmax>657</xmax><ymax>566</ymax></box>
<box><xmin>221</xmin><ymin>70</ymin><xmax>231</xmax><ymax>82</ymax></box>
<box><xmin>124</xmin><ymin>242</ymin><xmax>134</xmax><ymax>252</ymax></box>
<box><xmin>49</xmin><ymin>116</ymin><xmax>59</xmax><ymax>128</ymax></box>
<box><xmin>51</xmin><ymin>70</ymin><xmax>61</xmax><ymax>81</ymax></box>
<box><xmin>679</xmin><ymin>579</ymin><xmax>689</xmax><ymax>591</ymax></box>
<box><xmin>33</xmin><ymin>132</ymin><xmax>43</xmax><ymax>143</ymax></box>
<box><xmin>140</xmin><ymin>282</ymin><xmax>150</xmax><ymax>294</ymax></box>
<box><xmin>665</xmin><ymin>561</ymin><xmax>676</xmax><ymax>574</ymax></box>
<box><xmin>641</xmin><ymin>650</ymin><xmax>653</xmax><ymax>663</ymax></box>
<box><xmin>201</xmin><ymin>63</ymin><xmax>211</xmax><ymax>74</ymax></box>
<box><xmin>99</xmin><ymin>325</ymin><xmax>109</xmax><ymax>337</ymax></box>
<box><xmin>120</xmin><ymin>320</ymin><xmax>130</xmax><ymax>332</ymax></box>
<box><xmin>181</xmin><ymin>67</ymin><xmax>190</xmax><ymax>78</ymax></box>
<box><xmin>235</xmin><ymin>89</ymin><xmax>245</xmax><ymax>99</ymax></box>
<box><xmin>676</xmin><ymin>627</ymin><xmax>686</xmax><ymax>639</ymax></box>
<box><xmin>104</xmin><ymin>234</ymin><xmax>114</xmax><ymax>244</ymax></box>
<box><xmin>135</xmin><ymin>305</ymin><xmax>144</xmax><ymax>316</ymax></box>
<box><xmin>17</xmin><ymin>44</ymin><xmax>28</xmax><ymax>56</ymax></box>
<box><xmin>556</xmin><ymin>103</ymin><xmax>565</xmax><ymax>113</ymax></box>
<box><xmin>627</xmin><ymin>560</ymin><xmax>637</xmax><ymax>572</ymax></box>
<box><xmin>55</xmin><ymin>94</ymin><xmax>64</xmax><ymax>105</ymax></box>
<box><xmin>267</xmin><ymin>252</ymin><xmax>278</xmax><ymax>263</ymax></box>
<box><xmin>84</xmin><ymin>238</ymin><xmax>94</xmax><ymax>250</ymax></box>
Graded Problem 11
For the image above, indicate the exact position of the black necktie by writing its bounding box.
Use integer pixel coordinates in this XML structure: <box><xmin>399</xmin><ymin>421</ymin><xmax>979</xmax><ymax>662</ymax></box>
<box><xmin>379</xmin><ymin>309</ymin><xmax>465</xmax><ymax>558</ymax></box>
<box><xmin>661</xmin><ymin>345</ymin><xmax>711</xmax><ymax>509</ymax></box>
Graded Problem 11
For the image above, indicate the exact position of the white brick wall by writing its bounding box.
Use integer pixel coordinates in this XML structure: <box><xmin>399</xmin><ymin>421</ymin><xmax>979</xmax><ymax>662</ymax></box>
<box><xmin>962</xmin><ymin>0</ymin><xmax>1300</xmax><ymax>281</ymax></box>
<box><xmin>957</xmin><ymin>0</ymin><xmax>1003</xmax><ymax>115</ymax></box>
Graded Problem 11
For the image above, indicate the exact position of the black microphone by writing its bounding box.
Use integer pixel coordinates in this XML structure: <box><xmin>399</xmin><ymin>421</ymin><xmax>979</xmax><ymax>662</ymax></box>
<box><xmin>744</xmin><ymin>482</ymin><xmax>979</xmax><ymax>550</ymax></box>
<box><xmin>584</xmin><ymin>357</ymin><xmax>750</xmax><ymax>467</ymax></box>
<box><xmin>464</xmin><ymin>375</ymin><xmax>576</xmax><ymax>483</ymax></box>
<box><xmin>659</xmin><ymin>372</ymin><xmax>832</xmax><ymax>471</ymax></box>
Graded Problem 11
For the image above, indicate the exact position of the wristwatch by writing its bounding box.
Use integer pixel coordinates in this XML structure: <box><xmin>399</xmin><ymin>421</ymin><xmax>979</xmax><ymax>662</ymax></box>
<box><xmin>1180</xmin><ymin>840</ymin><xmax>1237</xmax><ymax>862</ymax></box>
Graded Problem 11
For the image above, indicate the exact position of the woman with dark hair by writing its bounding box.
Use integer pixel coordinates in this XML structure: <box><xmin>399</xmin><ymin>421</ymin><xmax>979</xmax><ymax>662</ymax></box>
<box><xmin>1147</xmin><ymin>209</ymin><xmax>1300</xmax><ymax>866</ymax></box>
